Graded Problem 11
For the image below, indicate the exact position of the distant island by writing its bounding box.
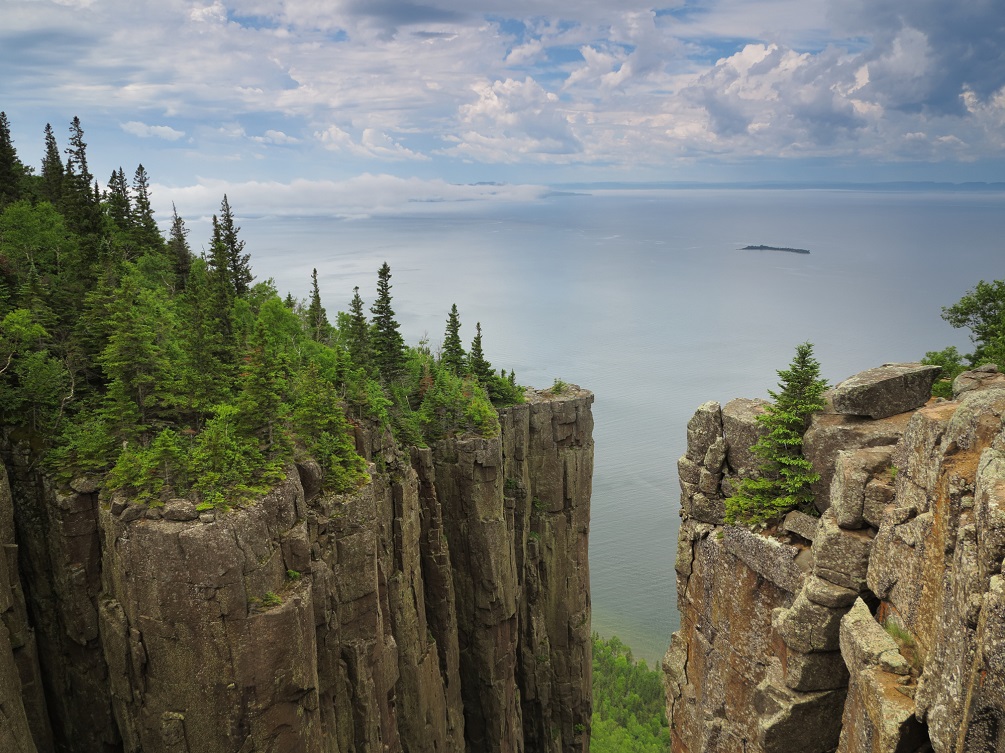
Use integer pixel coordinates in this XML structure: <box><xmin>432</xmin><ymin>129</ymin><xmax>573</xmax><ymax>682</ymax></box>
<box><xmin>741</xmin><ymin>244</ymin><xmax>810</xmax><ymax>254</ymax></box>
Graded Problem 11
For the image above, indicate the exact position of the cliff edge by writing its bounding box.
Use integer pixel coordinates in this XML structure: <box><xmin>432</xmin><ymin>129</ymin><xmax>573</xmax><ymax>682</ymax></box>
<box><xmin>665</xmin><ymin>364</ymin><xmax>1005</xmax><ymax>753</ymax></box>
<box><xmin>0</xmin><ymin>387</ymin><xmax>594</xmax><ymax>753</ymax></box>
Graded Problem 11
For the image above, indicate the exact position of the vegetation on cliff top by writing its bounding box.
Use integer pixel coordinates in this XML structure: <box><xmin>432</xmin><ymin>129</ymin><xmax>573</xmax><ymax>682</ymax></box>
<box><xmin>0</xmin><ymin>113</ymin><xmax>522</xmax><ymax>507</ymax></box>
<box><xmin>591</xmin><ymin>633</ymin><xmax>671</xmax><ymax>753</ymax></box>
<box><xmin>725</xmin><ymin>342</ymin><xmax>828</xmax><ymax>527</ymax></box>
<box><xmin>923</xmin><ymin>279</ymin><xmax>1005</xmax><ymax>397</ymax></box>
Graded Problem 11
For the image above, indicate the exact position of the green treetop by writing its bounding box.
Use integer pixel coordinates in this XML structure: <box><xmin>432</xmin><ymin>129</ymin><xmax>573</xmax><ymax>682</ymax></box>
<box><xmin>370</xmin><ymin>262</ymin><xmax>405</xmax><ymax>382</ymax></box>
<box><xmin>218</xmin><ymin>195</ymin><xmax>252</xmax><ymax>297</ymax></box>
<box><xmin>130</xmin><ymin>164</ymin><xmax>163</xmax><ymax>253</ymax></box>
<box><xmin>441</xmin><ymin>303</ymin><xmax>466</xmax><ymax>374</ymax></box>
<box><xmin>40</xmin><ymin>123</ymin><xmax>64</xmax><ymax>206</ymax></box>
<box><xmin>469</xmin><ymin>322</ymin><xmax>492</xmax><ymax>382</ymax></box>
<box><xmin>0</xmin><ymin>112</ymin><xmax>25</xmax><ymax>209</ymax></box>
<box><xmin>306</xmin><ymin>268</ymin><xmax>331</xmax><ymax>343</ymax></box>
<box><xmin>346</xmin><ymin>286</ymin><xmax>370</xmax><ymax>368</ymax></box>
<box><xmin>725</xmin><ymin>342</ymin><xmax>828</xmax><ymax>527</ymax></box>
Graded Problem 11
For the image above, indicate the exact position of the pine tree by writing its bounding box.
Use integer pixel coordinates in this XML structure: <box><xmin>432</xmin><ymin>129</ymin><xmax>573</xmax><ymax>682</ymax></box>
<box><xmin>130</xmin><ymin>164</ymin><xmax>163</xmax><ymax>252</ymax></box>
<box><xmin>370</xmin><ymin>263</ymin><xmax>405</xmax><ymax>382</ymax></box>
<box><xmin>206</xmin><ymin>214</ymin><xmax>236</xmax><ymax>335</ymax></box>
<box><xmin>217</xmin><ymin>195</ymin><xmax>252</xmax><ymax>297</ymax></box>
<box><xmin>104</xmin><ymin>168</ymin><xmax>131</xmax><ymax>231</ymax></box>
<box><xmin>40</xmin><ymin>123</ymin><xmax>64</xmax><ymax>205</ymax></box>
<box><xmin>166</xmin><ymin>204</ymin><xmax>193</xmax><ymax>290</ymax></box>
<box><xmin>306</xmin><ymin>268</ymin><xmax>330</xmax><ymax>342</ymax></box>
<box><xmin>0</xmin><ymin>112</ymin><xmax>24</xmax><ymax>208</ymax></box>
<box><xmin>346</xmin><ymin>286</ymin><xmax>370</xmax><ymax>368</ymax></box>
<box><xmin>725</xmin><ymin>342</ymin><xmax>828</xmax><ymax>527</ymax></box>
<box><xmin>441</xmin><ymin>303</ymin><xmax>466</xmax><ymax>374</ymax></box>
<box><xmin>62</xmin><ymin>117</ymin><xmax>101</xmax><ymax>237</ymax></box>
<box><xmin>469</xmin><ymin>322</ymin><xmax>492</xmax><ymax>382</ymax></box>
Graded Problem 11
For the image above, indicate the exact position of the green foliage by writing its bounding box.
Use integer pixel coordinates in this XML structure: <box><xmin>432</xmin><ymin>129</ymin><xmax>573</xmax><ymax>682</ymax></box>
<box><xmin>551</xmin><ymin>378</ymin><xmax>569</xmax><ymax>395</ymax></box>
<box><xmin>941</xmin><ymin>279</ymin><xmax>1005</xmax><ymax>367</ymax></box>
<box><xmin>418</xmin><ymin>366</ymin><xmax>499</xmax><ymax>441</ymax></box>
<box><xmin>591</xmin><ymin>633</ymin><xmax>670</xmax><ymax>753</ymax></box>
<box><xmin>441</xmin><ymin>303</ymin><xmax>466</xmax><ymax>374</ymax></box>
<box><xmin>0</xmin><ymin>114</ymin><xmax>528</xmax><ymax>512</ymax></box>
<box><xmin>921</xmin><ymin>346</ymin><xmax>965</xmax><ymax>398</ymax></box>
<box><xmin>725</xmin><ymin>342</ymin><xmax>828</xmax><ymax>527</ymax></box>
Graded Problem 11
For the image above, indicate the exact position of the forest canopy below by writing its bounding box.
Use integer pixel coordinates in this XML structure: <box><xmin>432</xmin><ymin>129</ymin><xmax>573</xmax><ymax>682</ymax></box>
<box><xmin>0</xmin><ymin>113</ymin><xmax>523</xmax><ymax>507</ymax></box>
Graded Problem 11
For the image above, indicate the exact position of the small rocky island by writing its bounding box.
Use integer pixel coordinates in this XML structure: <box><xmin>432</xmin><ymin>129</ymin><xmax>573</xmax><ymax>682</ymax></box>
<box><xmin>742</xmin><ymin>244</ymin><xmax>811</xmax><ymax>254</ymax></box>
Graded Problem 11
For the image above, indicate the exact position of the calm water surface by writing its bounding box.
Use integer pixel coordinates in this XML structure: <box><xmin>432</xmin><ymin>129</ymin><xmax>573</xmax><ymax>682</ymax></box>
<box><xmin>228</xmin><ymin>188</ymin><xmax>1005</xmax><ymax>664</ymax></box>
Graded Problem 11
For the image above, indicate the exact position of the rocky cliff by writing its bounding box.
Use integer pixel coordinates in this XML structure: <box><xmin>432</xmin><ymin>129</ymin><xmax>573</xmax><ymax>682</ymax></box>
<box><xmin>665</xmin><ymin>363</ymin><xmax>1005</xmax><ymax>753</ymax></box>
<box><xmin>0</xmin><ymin>387</ymin><xmax>594</xmax><ymax>753</ymax></box>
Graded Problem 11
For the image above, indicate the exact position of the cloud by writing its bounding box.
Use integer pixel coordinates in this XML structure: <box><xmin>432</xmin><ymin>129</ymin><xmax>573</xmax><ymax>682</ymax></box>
<box><xmin>252</xmin><ymin>129</ymin><xmax>301</xmax><ymax>144</ymax></box>
<box><xmin>120</xmin><ymin>121</ymin><xmax>186</xmax><ymax>140</ymax></box>
<box><xmin>445</xmin><ymin>77</ymin><xmax>581</xmax><ymax>162</ymax></box>
<box><xmin>315</xmin><ymin>125</ymin><xmax>429</xmax><ymax>160</ymax></box>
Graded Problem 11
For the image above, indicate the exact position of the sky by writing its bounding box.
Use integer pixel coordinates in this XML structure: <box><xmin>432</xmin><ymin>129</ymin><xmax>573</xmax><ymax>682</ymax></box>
<box><xmin>2</xmin><ymin>0</ymin><xmax>1004</xmax><ymax>218</ymax></box>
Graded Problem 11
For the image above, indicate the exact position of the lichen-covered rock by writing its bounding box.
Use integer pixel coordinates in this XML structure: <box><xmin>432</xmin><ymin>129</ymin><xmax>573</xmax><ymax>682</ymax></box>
<box><xmin>803</xmin><ymin>410</ymin><xmax>910</xmax><ymax>512</ymax></box>
<box><xmin>781</xmin><ymin>510</ymin><xmax>820</xmax><ymax>542</ymax></box>
<box><xmin>831</xmin><ymin>363</ymin><xmax>941</xmax><ymax>419</ymax></box>
<box><xmin>829</xmin><ymin>448</ymin><xmax>893</xmax><ymax>530</ymax></box>
<box><xmin>722</xmin><ymin>398</ymin><xmax>769</xmax><ymax>478</ymax></box>
<box><xmin>952</xmin><ymin>363</ymin><xmax>1005</xmax><ymax>397</ymax></box>
<box><xmin>812</xmin><ymin>510</ymin><xmax>875</xmax><ymax>591</ymax></box>
<box><xmin>686</xmin><ymin>402</ymin><xmax>723</xmax><ymax>464</ymax></box>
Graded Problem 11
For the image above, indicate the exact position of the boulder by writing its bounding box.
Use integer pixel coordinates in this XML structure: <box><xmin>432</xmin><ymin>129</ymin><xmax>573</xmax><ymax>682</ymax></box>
<box><xmin>781</xmin><ymin>510</ymin><xmax>820</xmax><ymax>542</ymax></box>
<box><xmin>685</xmin><ymin>402</ymin><xmax>722</xmax><ymax>463</ymax></box>
<box><xmin>812</xmin><ymin>510</ymin><xmax>875</xmax><ymax>591</ymax></box>
<box><xmin>803</xmin><ymin>411</ymin><xmax>909</xmax><ymax>512</ymax></box>
<box><xmin>952</xmin><ymin>363</ymin><xmax>1005</xmax><ymax>397</ymax></box>
<box><xmin>831</xmin><ymin>363</ymin><xmax>940</xmax><ymax>419</ymax></box>
<box><xmin>722</xmin><ymin>398</ymin><xmax>769</xmax><ymax>477</ymax></box>
<box><xmin>829</xmin><ymin>448</ymin><xmax>893</xmax><ymax>530</ymax></box>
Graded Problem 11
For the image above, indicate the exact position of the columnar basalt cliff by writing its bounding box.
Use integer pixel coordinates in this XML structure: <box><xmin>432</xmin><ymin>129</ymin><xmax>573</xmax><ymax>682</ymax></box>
<box><xmin>0</xmin><ymin>387</ymin><xmax>594</xmax><ymax>753</ymax></box>
<box><xmin>666</xmin><ymin>363</ymin><xmax>1005</xmax><ymax>753</ymax></box>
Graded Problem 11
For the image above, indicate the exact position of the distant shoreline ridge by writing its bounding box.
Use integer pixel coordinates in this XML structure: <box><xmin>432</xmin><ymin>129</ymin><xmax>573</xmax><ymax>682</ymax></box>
<box><xmin>741</xmin><ymin>244</ymin><xmax>811</xmax><ymax>254</ymax></box>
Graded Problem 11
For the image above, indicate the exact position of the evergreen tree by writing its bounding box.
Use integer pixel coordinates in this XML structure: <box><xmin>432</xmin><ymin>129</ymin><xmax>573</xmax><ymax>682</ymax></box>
<box><xmin>40</xmin><ymin>124</ymin><xmax>64</xmax><ymax>205</ymax></box>
<box><xmin>62</xmin><ymin>117</ymin><xmax>101</xmax><ymax>238</ymax></box>
<box><xmin>306</xmin><ymin>268</ymin><xmax>330</xmax><ymax>342</ymax></box>
<box><xmin>346</xmin><ymin>286</ymin><xmax>370</xmax><ymax>368</ymax></box>
<box><xmin>166</xmin><ymin>204</ymin><xmax>193</xmax><ymax>290</ymax></box>
<box><xmin>441</xmin><ymin>303</ymin><xmax>466</xmax><ymax>374</ymax></box>
<box><xmin>370</xmin><ymin>263</ymin><xmax>405</xmax><ymax>382</ymax></box>
<box><xmin>130</xmin><ymin>164</ymin><xmax>163</xmax><ymax>252</ymax></box>
<box><xmin>217</xmin><ymin>195</ymin><xmax>252</xmax><ymax>297</ymax></box>
<box><xmin>104</xmin><ymin>168</ymin><xmax>131</xmax><ymax>231</ymax></box>
<box><xmin>725</xmin><ymin>342</ymin><xmax>828</xmax><ymax>527</ymax></box>
<box><xmin>469</xmin><ymin>322</ymin><xmax>492</xmax><ymax>382</ymax></box>
<box><xmin>0</xmin><ymin>112</ymin><xmax>24</xmax><ymax>208</ymax></box>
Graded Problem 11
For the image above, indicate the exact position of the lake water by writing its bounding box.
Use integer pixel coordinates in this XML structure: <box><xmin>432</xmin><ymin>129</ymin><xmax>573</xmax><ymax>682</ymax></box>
<box><xmin>227</xmin><ymin>188</ymin><xmax>1005</xmax><ymax>665</ymax></box>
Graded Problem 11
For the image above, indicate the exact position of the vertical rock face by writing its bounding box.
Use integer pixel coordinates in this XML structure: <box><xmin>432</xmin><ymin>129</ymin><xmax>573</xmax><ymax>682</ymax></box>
<box><xmin>666</xmin><ymin>366</ymin><xmax>1005</xmax><ymax>753</ymax></box>
<box><xmin>0</xmin><ymin>388</ymin><xmax>594</xmax><ymax>753</ymax></box>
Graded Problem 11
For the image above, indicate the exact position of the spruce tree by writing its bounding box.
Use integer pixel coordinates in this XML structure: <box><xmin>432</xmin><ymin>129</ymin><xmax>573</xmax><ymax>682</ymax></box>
<box><xmin>346</xmin><ymin>286</ymin><xmax>370</xmax><ymax>368</ymax></box>
<box><xmin>217</xmin><ymin>195</ymin><xmax>252</xmax><ymax>297</ymax></box>
<box><xmin>306</xmin><ymin>268</ymin><xmax>330</xmax><ymax>342</ymax></box>
<box><xmin>441</xmin><ymin>303</ymin><xmax>466</xmax><ymax>374</ymax></box>
<box><xmin>130</xmin><ymin>164</ymin><xmax>163</xmax><ymax>252</ymax></box>
<box><xmin>62</xmin><ymin>117</ymin><xmax>101</xmax><ymax>237</ymax></box>
<box><xmin>166</xmin><ymin>204</ymin><xmax>193</xmax><ymax>290</ymax></box>
<box><xmin>104</xmin><ymin>167</ymin><xmax>131</xmax><ymax>231</ymax></box>
<box><xmin>725</xmin><ymin>342</ymin><xmax>828</xmax><ymax>527</ymax></box>
<box><xmin>370</xmin><ymin>263</ymin><xmax>405</xmax><ymax>382</ymax></box>
<box><xmin>469</xmin><ymin>322</ymin><xmax>492</xmax><ymax>382</ymax></box>
<box><xmin>0</xmin><ymin>112</ymin><xmax>24</xmax><ymax>209</ymax></box>
<box><xmin>40</xmin><ymin>123</ymin><xmax>64</xmax><ymax>205</ymax></box>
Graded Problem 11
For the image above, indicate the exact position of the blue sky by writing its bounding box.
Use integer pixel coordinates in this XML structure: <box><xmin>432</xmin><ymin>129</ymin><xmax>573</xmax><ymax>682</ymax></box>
<box><xmin>2</xmin><ymin>0</ymin><xmax>1004</xmax><ymax>218</ymax></box>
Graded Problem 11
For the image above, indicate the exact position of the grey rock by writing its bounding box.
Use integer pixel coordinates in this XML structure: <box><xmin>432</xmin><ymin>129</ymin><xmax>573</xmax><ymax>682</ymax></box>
<box><xmin>689</xmin><ymin>493</ymin><xmax>725</xmax><ymax>525</ymax></box>
<box><xmin>162</xmin><ymin>499</ymin><xmax>199</xmax><ymax>522</ymax></box>
<box><xmin>782</xmin><ymin>649</ymin><xmax>849</xmax><ymax>692</ymax></box>
<box><xmin>723</xmin><ymin>526</ymin><xmax>805</xmax><ymax>593</ymax></box>
<box><xmin>721</xmin><ymin>398</ymin><xmax>768</xmax><ymax>477</ymax></box>
<box><xmin>952</xmin><ymin>364</ymin><xmax>1005</xmax><ymax>397</ymax></box>
<box><xmin>686</xmin><ymin>402</ymin><xmax>722</xmax><ymax>463</ymax></box>
<box><xmin>781</xmin><ymin>510</ymin><xmax>820</xmax><ymax>542</ymax></box>
<box><xmin>754</xmin><ymin>665</ymin><xmax>847</xmax><ymax>753</ymax></box>
<box><xmin>703</xmin><ymin>436</ymin><xmax>728</xmax><ymax>473</ymax></box>
<box><xmin>829</xmin><ymin>448</ymin><xmax>892</xmax><ymax>529</ymax></box>
<box><xmin>69</xmin><ymin>476</ymin><xmax>101</xmax><ymax>495</ymax></box>
<box><xmin>773</xmin><ymin>592</ymin><xmax>846</xmax><ymax>654</ymax></box>
<box><xmin>677</xmin><ymin>456</ymin><xmax>701</xmax><ymax>486</ymax></box>
<box><xmin>803</xmin><ymin>411</ymin><xmax>909</xmax><ymax>513</ymax></box>
<box><xmin>862</xmin><ymin>477</ymin><xmax>895</xmax><ymax>529</ymax></box>
<box><xmin>812</xmin><ymin>510</ymin><xmax>875</xmax><ymax>591</ymax></box>
<box><xmin>831</xmin><ymin>363</ymin><xmax>941</xmax><ymax>419</ymax></box>
<box><xmin>804</xmin><ymin>574</ymin><xmax>858</xmax><ymax>609</ymax></box>
<box><xmin>119</xmin><ymin>505</ymin><xmax>145</xmax><ymax>524</ymax></box>
<box><xmin>839</xmin><ymin>599</ymin><xmax>909</xmax><ymax>675</ymax></box>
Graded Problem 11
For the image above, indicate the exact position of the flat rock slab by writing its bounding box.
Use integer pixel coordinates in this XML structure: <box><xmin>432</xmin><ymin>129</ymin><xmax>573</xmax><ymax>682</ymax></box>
<box><xmin>832</xmin><ymin>363</ymin><xmax>941</xmax><ymax>419</ymax></box>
